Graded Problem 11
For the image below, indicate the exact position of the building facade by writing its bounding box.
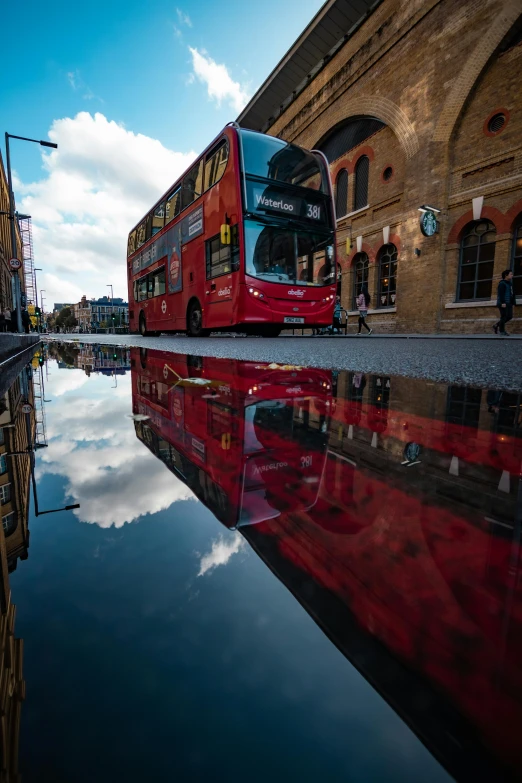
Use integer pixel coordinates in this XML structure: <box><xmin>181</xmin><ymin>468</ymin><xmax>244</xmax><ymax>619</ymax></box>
<box><xmin>238</xmin><ymin>0</ymin><xmax>522</xmax><ymax>333</ymax></box>
<box><xmin>71</xmin><ymin>295</ymin><xmax>129</xmax><ymax>331</ymax></box>
<box><xmin>0</xmin><ymin>153</ymin><xmax>25</xmax><ymax>316</ymax></box>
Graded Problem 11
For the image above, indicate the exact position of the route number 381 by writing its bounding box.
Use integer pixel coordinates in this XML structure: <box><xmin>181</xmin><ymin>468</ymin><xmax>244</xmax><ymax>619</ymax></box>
<box><xmin>306</xmin><ymin>204</ymin><xmax>321</xmax><ymax>219</ymax></box>
<box><xmin>300</xmin><ymin>455</ymin><xmax>313</xmax><ymax>468</ymax></box>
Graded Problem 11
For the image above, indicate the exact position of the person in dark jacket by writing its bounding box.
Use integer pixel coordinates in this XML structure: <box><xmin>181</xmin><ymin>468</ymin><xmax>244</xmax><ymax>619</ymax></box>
<box><xmin>493</xmin><ymin>269</ymin><xmax>516</xmax><ymax>335</ymax></box>
<box><xmin>21</xmin><ymin>308</ymin><xmax>31</xmax><ymax>334</ymax></box>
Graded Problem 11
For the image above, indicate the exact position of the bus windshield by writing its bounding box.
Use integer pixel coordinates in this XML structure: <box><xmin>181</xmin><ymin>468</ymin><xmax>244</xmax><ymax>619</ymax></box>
<box><xmin>245</xmin><ymin>220</ymin><xmax>335</xmax><ymax>286</ymax></box>
<box><xmin>240</xmin><ymin>130</ymin><xmax>333</xmax><ymax>230</ymax></box>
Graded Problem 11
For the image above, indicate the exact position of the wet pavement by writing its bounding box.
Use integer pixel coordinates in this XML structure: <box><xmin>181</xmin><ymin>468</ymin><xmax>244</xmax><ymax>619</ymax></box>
<box><xmin>1</xmin><ymin>341</ymin><xmax>522</xmax><ymax>781</ymax></box>
<box><xmin>51</xmin><ymin>332</ymin><xmax>522</xmax><ymax>391</ymax></box>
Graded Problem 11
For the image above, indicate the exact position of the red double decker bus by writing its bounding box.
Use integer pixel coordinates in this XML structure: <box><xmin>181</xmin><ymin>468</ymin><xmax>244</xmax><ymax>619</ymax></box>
<box><xmin>126</xmin><ymin>125</ymin><xmax>336</xmax><ymax>337</ymax></box>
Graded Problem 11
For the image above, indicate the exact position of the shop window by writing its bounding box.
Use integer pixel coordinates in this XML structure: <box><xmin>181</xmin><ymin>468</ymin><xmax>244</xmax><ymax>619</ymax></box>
<box><xmin>352</xmin><ymin>252</ymin><xmax>369</xmax><ymax>309</ymax></box>
<box><xmin>446</xmin><ymin>386</ymin><xmax>482</xmax><ymax>429</ymax></box>
<box><xmin>377</xmin><ymin>244</ymin><xmax>398</xmax><ymax>307</ymax></box>
<box><xmin>511</xmin><ymin>219</ymin><xmax>522</xmax><ymax>299</ymax></box>
<box><xmin>457</xmin><ymin>220</ymin><xmax>496</xmax><ymax>301</ymax></box>
<box><xmin>353</xmin><ymin>156</ymin><xmax>369</xmax><ymax>211</ymax></box>
<box><xmin>335</xmin><ymin>169</ymin><xmax>348</xmax><ymax>219</ymax></box>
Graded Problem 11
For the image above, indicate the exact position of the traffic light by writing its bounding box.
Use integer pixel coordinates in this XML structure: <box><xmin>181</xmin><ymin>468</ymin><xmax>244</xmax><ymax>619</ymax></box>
<box><xmin>34</xmin><ymin>306</ymin><xmax>41</xmax><ymax>316</ymax></box>
<box><xmin>111</xmin><ymin>312</ymin><xmax>116</xmax><ymax>321</ymax></box>
<box><xmin>38</xmin><ymin>354</ymin><xmax>44</xmax><ymax>366</ymax></box>
<box><xmin>113</xmin><ymin>352</ymin><xmax>118</xmax><ymax>360</ymax></box>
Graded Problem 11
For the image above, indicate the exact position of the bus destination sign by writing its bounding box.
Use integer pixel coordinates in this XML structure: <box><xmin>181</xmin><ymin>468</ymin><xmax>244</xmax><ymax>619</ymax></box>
<box><xmin>250</xmin><ymin>184</ymin><xmax>325</xmax><ymax>224</ymax></box>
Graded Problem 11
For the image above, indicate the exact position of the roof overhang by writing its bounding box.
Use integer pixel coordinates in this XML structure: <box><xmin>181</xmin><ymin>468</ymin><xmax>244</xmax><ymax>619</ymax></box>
<box><xmin>237</xmin><ymin>0</ymin><xmax>382</xmax><ymax>133</ymax></box>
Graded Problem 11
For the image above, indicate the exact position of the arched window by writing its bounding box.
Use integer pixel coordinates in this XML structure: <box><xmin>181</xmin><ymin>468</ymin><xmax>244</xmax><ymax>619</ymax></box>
<box><xmin>335</xmin><ymin>169</ymin><xmax>348</xmax><ymax>219</ymax></box>
<box><xmin>352</xmin><ymin>252</ymin><xmax>369</xmax><ymax>309</ymax></box>
<box><xmin>511</xmin><ymin>218</ymin><xmax>522</xmax><ymax>299</ymax></box>
<box><xmin>378</xmin><ymin>244</ymin><xmax>398</xmax><ymax>307</ymax></box>
<box><xmin>353</xmin><ymin>156</ymin><xmax>369</xmax><ymax>211</ymax></box>
<box><xmin>458</xmin><ymin>220</ymin><xmax>496</xmax><ymax>301</ymax></box>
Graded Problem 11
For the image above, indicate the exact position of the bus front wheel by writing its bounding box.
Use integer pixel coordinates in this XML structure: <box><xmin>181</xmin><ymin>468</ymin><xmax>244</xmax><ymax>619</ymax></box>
<box><xmin>187</xmin><ymin>301</ymin><xmax>209</xmax><ymax>337</ymax></box>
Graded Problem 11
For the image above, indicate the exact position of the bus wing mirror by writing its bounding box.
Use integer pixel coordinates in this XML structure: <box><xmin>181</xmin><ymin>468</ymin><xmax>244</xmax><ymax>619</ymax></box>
<box><xmin>221</xmin><ymin>224</ymin><xmax>231</xmax><ymax>245</ymax></box>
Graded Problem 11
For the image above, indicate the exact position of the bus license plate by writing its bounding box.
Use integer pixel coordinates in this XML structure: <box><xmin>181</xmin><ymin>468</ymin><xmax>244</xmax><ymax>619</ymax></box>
<box><xmin>284</xmin><ymin>317</ymin><xmax>305</xmax><ymax>324</ymax></box>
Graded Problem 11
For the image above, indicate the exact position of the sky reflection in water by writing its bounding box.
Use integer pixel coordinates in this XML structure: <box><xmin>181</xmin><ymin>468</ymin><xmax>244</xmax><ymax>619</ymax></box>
<box><xmin>9</xmin><ymin>342</ymin><xmax>522</xmax><ymax>782</ymax></box>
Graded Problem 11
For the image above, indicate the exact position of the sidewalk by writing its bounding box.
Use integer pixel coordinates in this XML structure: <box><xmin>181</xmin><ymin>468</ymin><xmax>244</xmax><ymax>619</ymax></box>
<box><xmin>283</xmin><ymin>332</ymin><xmax>522</xmax><ymax>339</ymax></box>
<box><xmin>0</xmin><ymin>334</ymin><xmax>40</xmax><ymax>364</ymax></box>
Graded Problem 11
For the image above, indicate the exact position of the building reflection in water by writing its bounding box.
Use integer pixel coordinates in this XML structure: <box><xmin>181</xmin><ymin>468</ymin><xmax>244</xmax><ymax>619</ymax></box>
<box><xmin>47</xmin><ymin>342</ymin><xmax>131</xmax><ymax>377</ymax></box>
<box><xmin>131</xmin><ymin>347</ymin><xmax>522</xmax><ymax>783</ymax></box>
<box><xmin>0</xmin><ymin>351</ymin><xmax>44</xmax><ymax>780</ymax></box>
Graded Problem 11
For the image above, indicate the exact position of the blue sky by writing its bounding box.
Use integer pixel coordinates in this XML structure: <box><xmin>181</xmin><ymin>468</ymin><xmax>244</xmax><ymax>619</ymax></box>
<box><xmin>2</xmin><ymin>0</ymin><xmax>324</xmax><ymax>305</ymax></box>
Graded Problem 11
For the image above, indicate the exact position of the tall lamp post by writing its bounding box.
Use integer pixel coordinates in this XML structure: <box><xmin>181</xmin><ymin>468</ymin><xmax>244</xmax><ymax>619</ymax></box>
<box><xmin>107</xmin><ymin>284</ymin><xmax>114</xmax><ymax>333</ymax></box>
<box><xmin>40</xmin><ymin>290</ymin><xmax>45</xmax><ymax>332</ymax></box>
<box><xmin>34</xmin><ymin>268</ymin><xmax>42</xmax><ymax>332</ymax></box>
<box><xmin>5</xmin><ymin>133</ymin><xmax>58</xmax><ymax>332</ymax></box>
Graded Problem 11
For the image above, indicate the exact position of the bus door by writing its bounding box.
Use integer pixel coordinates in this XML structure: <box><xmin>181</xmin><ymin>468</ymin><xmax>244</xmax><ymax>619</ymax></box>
<box><xmin>204</xmin><ymin>230</ymin><xmax>239</xmax><ymax>329</ymax></box>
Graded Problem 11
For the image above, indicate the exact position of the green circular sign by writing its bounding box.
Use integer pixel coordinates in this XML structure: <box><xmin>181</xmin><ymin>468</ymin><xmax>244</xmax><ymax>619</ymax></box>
<box><xmin>420</xmin><ymin>210</ymin><xmax>438</xmax><ymax>237</ymax></box>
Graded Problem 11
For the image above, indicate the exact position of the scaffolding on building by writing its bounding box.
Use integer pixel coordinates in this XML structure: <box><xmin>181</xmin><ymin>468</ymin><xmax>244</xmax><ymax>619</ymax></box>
<box><xmin>18</xmin><ymin>216</ymin><xmax>37</xmax><ymax>307</ymax></box>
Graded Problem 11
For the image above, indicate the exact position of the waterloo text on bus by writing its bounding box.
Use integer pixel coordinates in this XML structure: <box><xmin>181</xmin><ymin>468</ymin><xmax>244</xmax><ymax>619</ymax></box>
<box><xmin>127</xmin><ymin>124</ymin><xmax>337</xmax><ymax>337</ymax></box>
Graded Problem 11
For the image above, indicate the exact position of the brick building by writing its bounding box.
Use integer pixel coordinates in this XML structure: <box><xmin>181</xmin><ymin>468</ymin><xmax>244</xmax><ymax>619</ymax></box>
<box><xmin>0</xmin><ymin>153</ymin><xmax>24</xmax><ymax>316</ymax></box>
<box><xmin>238</xmin><ymin>0</ymin><xmax>522</xmax><ymax>333</ymax></box>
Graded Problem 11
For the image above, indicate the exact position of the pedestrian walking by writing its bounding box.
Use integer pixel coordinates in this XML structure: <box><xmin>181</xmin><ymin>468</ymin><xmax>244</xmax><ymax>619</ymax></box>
<box><xmin>493</xmin><ymin>269</ymin><xmax>516</xmax><ymax>335</ymax></box>
<box><xmin>332</xmin><ymin>295</ymin><xmax>342</xmax><ymax>334</ymax></box>
<box><xmin>4</xmin><ymin>307</ymin><xmax>12</xmax><ymax>332</ymax></box>
<box><xmin>21</xmin><ymin>308</ymin><xmax>31</xmax><ymax>335</ymax></box>
<box><xmin>356</xmin><ymin>284</ymin><xmax>372</xmax><ymax>335</ymax></box>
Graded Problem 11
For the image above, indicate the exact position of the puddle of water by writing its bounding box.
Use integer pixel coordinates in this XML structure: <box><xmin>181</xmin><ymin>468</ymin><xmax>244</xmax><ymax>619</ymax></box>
<box><xmin>2</xmin><ymin>341</ymin><xmax>521</xmax><ymax>782</ymax></box>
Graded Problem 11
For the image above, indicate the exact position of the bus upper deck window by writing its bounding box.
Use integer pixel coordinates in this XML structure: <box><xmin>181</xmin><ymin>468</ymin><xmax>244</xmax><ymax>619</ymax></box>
<box><xmin>165</xmin><ymin>189</ymin><xmax>180</xmax><ymax>225</ymax></box>
<box><xmin>182</xmin><ymin>159</ymin><xmax>203</xmax><ymax>209</ymax></box>
<box><xmin>136</xmin><ymin>221</ymin><xmax>146</xmax><ymax>248</ymax></box>
<box><xmin>152</xmin><ymin>203</ymin><xmax>166</xmax><ymax>235</ymax></box>
<box><xmin>204</xmin><ymin>140</ymin><xmax>228</xmax><ymax>191</ymax></box>
<box><xmin>128</xmin><ymin>231</ymin><xmax>136</xmax><ymax>256</ymax></box>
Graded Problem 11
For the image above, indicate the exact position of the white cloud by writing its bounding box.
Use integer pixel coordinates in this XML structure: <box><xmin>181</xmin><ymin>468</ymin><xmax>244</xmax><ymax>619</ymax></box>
<box><xmin>198</xmin><ymin>533</ymin><xmax>245</xmax><ymax>576</ymax></box>
<box><xmin>15</xmin><ymin>112</ymin><xmax>196</xmax><ymax>307</ymax></box>
<box><xmin>37</xmin><ymin>370</ymin><xmax>194</xmax><ymax>527</ymax></box>
<box><xmin>176</xmin><ymin>8</ymin><xmax>192</xmax><ymax>27</ymax></box>
<box><xmin>189</xmin><ymin>47</ymin><xmax>250</xmax><ymax>114</ymax></box>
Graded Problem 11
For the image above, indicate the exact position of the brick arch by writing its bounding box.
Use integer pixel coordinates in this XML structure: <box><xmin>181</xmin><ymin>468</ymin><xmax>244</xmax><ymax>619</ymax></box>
<box><xmin>433</xmin><ymin>2</ymin><xmax>522</xmax><ymax>144</ymax></box>
<box><xmin>346</xmin><ymin>243</ymin><xmax>375</xmax><ymax>268</ymax></box>
<box><xmin>447</xmin><ymin>207</ymin><xmax>506</xmax><ymax>244</ymax></box>
<box><xmin>374</xmin><ymin>234</ymin><xmax>401</xmax><ymax>258</ymax></box>
<box><xmin>351</xmin><ymin>145</ymin><xmax>375</xmax><ymax>169</ymax></box>
<box><xmin>331</xmin><ymin>159</ymin><xmax>350</xmax><ymax>181</ymax></box>
<box><xmin>505</xmin><ymin>199</ymin><xmax>522</xmax><ymax>232</ymax></box>
<box><xmin>311</xmin><ymin>97</ymin><xmax>419</xmax><ymax>160</ymax></box>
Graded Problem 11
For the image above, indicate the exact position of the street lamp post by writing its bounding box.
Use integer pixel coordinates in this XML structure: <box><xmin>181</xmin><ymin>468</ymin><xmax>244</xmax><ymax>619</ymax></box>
<box><xmin>40</xmin><ymin>290</ymin><xmax>45</xmax><ymax>331</ymax></box>
<box><xmin>107</xmin><ymin>284</ymin><xmax>114</xmax><ymax>333</ymax></box>
<box><xmin>34</xmin><ymin>268</ymin><xmax>42</xmax><ymax>332</ymax></box>
<box><xmin>5</xmin><ymin>133</ymin><xmax>58</xmax><ymax>332</ymax></box>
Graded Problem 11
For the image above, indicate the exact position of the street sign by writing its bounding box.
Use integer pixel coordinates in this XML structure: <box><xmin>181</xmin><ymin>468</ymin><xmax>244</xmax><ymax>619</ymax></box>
<box><xmin>9</xmin><ymin>258</ymin><xmax>22</xmax><ymax>270</ymax></box>
<box><xmin>21</xmin><ymin>403</ymin><xmax>33</xmax><ymax>414</ymax></box>
<box><xmin>20</xmin><ymin>292</ymin><xmax>27</xmax><ymax>307</ymax></box>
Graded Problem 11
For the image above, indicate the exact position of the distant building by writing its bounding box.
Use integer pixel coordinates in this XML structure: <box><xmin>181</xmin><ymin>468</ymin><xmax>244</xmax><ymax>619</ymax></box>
<box><xmin>71</xmin><ymin>295</ymin><xmax>128</xmax><ymax>331</ymax></box>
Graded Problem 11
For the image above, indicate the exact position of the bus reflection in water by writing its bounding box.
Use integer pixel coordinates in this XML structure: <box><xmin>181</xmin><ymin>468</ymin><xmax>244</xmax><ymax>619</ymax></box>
<box><xmin>131</xmin><ymin>348</ymin><xmax>522</xmax><ymax>783</ymax></box>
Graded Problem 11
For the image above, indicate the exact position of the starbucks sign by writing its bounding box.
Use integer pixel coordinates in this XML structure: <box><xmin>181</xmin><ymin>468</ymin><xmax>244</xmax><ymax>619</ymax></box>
<box><xmin>420</xmin><ymin>210</ymin><xmax>438</xmax><ymax>237</ymax></box>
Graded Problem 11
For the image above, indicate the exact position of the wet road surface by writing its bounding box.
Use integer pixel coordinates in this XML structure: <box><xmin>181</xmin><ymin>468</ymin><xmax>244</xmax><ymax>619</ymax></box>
<box><xmin>2</xmin><ymin>340</ymin><xmax>522</xmax><ymax>781</ymax></box>
<box><xmin>51</xmin><ymin>332</ymin><xmax>522</xmax><ymax>391</ymax></box>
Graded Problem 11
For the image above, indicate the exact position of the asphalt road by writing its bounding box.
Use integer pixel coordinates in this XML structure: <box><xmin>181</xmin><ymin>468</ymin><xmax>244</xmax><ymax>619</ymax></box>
<box><xmin>48</xmin><ymin>332</ymin><xmax>522</xmax><ymax>391</ymax></box>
